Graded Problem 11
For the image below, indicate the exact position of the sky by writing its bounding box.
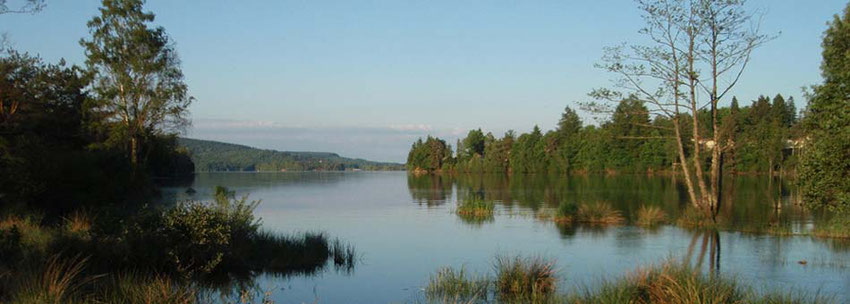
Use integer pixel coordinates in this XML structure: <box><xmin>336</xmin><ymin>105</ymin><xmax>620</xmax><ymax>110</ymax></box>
<box><xmin>0</xmin><ymin>0</ymin><xmax>846</xmax><ymax>162</ymax></box>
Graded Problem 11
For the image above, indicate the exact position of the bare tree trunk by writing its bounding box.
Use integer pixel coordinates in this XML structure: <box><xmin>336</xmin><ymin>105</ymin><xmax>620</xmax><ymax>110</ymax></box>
<box><xmin>687</xmin><ymin>29</ymin><xmax>711</xmax><ymax>213</ymax></box>
<box><xmin>674</xmin><ymin>117</ymin><xmax>700</xmax><ymax>208</ymax></box>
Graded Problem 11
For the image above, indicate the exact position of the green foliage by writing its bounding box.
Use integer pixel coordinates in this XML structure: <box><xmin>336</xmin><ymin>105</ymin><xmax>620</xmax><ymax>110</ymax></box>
<box><xmin>425</xmin><ymin>267</ymin><xmax>490</xmax><ymax>303</ymax></box>
<box><xmin>81</xmin><ymin>0</ymin><xmax>192</xmax><ymax>167</ymax></box>
<box><xmin>407</xmin><ymin>136</ymin><xmax>453</xmax><ymax>172</ymax></box>
<box><xmin>179</xmin><ymin>137</ymin><xmax>402</xmax><ymax>172</ymax></box>
<box><xmin>555</xmin><ymin>202</ymin><xmax>578</xmax><ymax>222</ymax></box>
<box><xmin>408</xmin><ymin>94</ymin><xmax>798</xmax><ymax>176</ymax></box>
<box><xmin>800</xmin><ymin>2</ymin><xmax>850</xmax><ymax>210</ymax></box>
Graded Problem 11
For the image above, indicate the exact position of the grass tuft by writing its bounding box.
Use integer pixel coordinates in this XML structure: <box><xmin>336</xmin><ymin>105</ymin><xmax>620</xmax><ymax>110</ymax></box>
<box><xmin>493</xmin><ymin>255</ymin><xmax>557</xmax><ymax>302</ymax></box>
<box><xmin>425</xmin><ymin>266</ymin><xmax>490</xmax><ymax>303</ymax></box>
<box><xmin>635</xmin><ymin>205</ymin><xmax>666</xmax><ymax>227</ymax></box>
<box><xmin>456</xmin><ymin>198</ymin><xmax>495</xmax><ymax>219</ymax></box>
<box><xmin>575</xmin><ymin>203</ymin><xmax>624</xmax><ymax>225</ymax></box>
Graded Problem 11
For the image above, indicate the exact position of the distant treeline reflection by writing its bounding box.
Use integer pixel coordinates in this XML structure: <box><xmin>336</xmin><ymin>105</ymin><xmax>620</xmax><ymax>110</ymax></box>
<box><xmin>408</xmin><ymin>174</ymin><xmax>805</xmax><ymax>228</ymax></box>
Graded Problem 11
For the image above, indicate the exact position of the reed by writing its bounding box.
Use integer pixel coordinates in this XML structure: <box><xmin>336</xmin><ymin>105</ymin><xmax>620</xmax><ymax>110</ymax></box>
<box><xmin>575</xmin><ymin>203</ymin><xmax>624</xmax><ymax>225</ymax></box>
<box><xmin>493</xmin><ymin>255</ymin><xmax>557</xmax><ymax>302</ymax></box>
<box><xmin>635</xmin><ymin>205</ymin><xmax>666</xmax><ymax>227</ymax></box>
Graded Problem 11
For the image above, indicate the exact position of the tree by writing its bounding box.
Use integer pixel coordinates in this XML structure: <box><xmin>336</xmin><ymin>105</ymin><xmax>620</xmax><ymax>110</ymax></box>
<box><xmin>588</xmin><ymin>0</ymin><xmax>770</xmax><ymax>220</ymax></box>
<box><xmin>462</xmin><ymin>128</ymin><xmax>486</xmax><ymax>158</ymax></box>
<box><xmin>81</xmin><ymin>0</ymin><xmax>192</xmax><ymax>169</ymax></box>
<box><xmin>0</xmin><ymin>0</ymin><xmax>44</xmax><ymax>14</ymax></box>
<box><xmin>800</xmin><ymin>2</ymin><xmax>850</xmax><ymax>210</ymax></box>
<box><xmin>557</xmin><ymin>106</ymin><xmax>582</xmax><ymax>139</ymax></box>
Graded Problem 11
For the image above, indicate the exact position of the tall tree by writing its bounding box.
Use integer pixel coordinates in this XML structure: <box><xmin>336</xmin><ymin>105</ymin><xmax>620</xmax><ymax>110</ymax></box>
<box><xmin>800</xmin><ymin>2</ymin><xmax>850</xmax><ymax>210</ymax></box>
<box><xmin>588</xmin><ymin>0</ymin><xmax>770</xmax><ymax>220</ymax></box>
<box><xmin>81</xmin><ymin>0</ymin><xmax>192</xmax><ymax>169</ymax></box>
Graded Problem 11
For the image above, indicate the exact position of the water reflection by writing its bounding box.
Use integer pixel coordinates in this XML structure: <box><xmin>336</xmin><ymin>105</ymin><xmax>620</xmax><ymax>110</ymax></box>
<box><xmin>408</xmin><ymin>174</ymin><xmax>818</xmax><ymax>230</ymax></box>
<box><xmin>684</xmin><ymin>229</ymin><xmax>721</xmax><ymax>273</ymax></box>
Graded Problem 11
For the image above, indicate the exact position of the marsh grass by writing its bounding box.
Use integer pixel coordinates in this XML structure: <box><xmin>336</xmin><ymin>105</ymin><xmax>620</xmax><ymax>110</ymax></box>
<box><xmin>568</xmin><ymin>261</ymin><xmax>832</xmax><ymax>304</ymax></box>
<box><xmin>456</xmin><ymin>198</ymin><xmax>495</xmax><ymax>219</ymax></box>
<box><xmin>425</xmin><ymin>267</ymin><xmax>490</xmax><ymax>303</ymax></box>
<box><xmin>11</xmin><ymin>254</ymin><xmax>102</xmax><ymax>304</ymax></box>
<box><xmin>812</xmin><ymin>212</ymin><xmax>850</xmax><ymax>239</ymax></box>
<box><xmin>575</xmin><ymin>203</ymin><xmax>624</xmax><ymax>225</ymax></box>
<box><xmin>675</xmin><ymin>207</ymin><xmax>717</xmax><ymax>228</ymax></box>
<box><xmin>98</xmin><ymin>273</ymin><xmax>197</xmax><ymax>304</ymax></box>
<box><xmin>0</xmin><ymin>187</ymin><xmax>356</xmax><ymax>303</ymax></box>
<box><xmin>493</xmin><ymin>255</ymin><xmax>557</xmax><ymax>302</ymax></box>
<box><xmin>553</xmin><ymin>202</ymin><xmax>578</xmax><ymax>224</ymax></box>
<box><xmin>62</xmin><ymin>210</ymin><xmax>93</xmax><ymax>234</ymax></box>
<box><xmin>635</xmin><ymin>205</ymin><xmax>666</xmax><ymax>228</ymax></box>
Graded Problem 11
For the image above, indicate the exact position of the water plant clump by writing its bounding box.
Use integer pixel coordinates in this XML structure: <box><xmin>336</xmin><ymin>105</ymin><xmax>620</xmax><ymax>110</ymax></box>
<box><xmin>635</xmin><ymin>205</ymin><xmax>666</xmax><ymax>227</ymax></box>
<box><xmin>554</xmin><ymin>202</ymin><xmax>578</xmax><ymax>224</ymax></box>
<box><xmin>425</xmin><ymin>266</ymin><xmax>490</xmax><ymax>303</ymax></box>
<box><xmin>493</xmin><ymin>255</ymin><xmax>557</xmax><ymax>302</ymax></box>
<box><xmin>456</xmin><ymin>198</ymin><xmax>495</xmax><ymax>219</ymax></box>
<box><xmin>575</xmin><ymin>202</ymin><xmax>624</xmax><ymax>225</ymax></box>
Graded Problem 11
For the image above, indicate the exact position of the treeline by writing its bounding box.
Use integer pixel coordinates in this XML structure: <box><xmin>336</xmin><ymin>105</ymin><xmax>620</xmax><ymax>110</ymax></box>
<box><xmin>0</xmin><ymin>52</ymin><xmax>192</xmax><ymax>213</ymax></box>
<box><xmin>408</xmin><ymin>94</ymin><xmax>799</xmax><ymax>175</ymax></box>
<box><xmin>180</xmin><ymin>138</ymin><xmax>404</xmax><ymax>172</ymax></box>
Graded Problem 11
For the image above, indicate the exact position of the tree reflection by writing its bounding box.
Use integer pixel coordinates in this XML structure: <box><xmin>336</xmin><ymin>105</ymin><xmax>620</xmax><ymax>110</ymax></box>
<box><xmin>684</xmin><ymin>229</ymin><xmax>721</xmax><ymax>274</ymax></box>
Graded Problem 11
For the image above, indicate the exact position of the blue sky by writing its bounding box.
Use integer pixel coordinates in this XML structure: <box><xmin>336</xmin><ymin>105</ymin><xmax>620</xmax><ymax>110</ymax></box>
<box><xmin>0</xmin><ymin>0</ymin><xmax>845</xmax><ymax>162</ymax></box>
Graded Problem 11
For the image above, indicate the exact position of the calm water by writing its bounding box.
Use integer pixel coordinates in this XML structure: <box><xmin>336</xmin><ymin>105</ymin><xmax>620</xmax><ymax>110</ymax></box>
<box><xmin>162</xmin><ymin>172</ymin><xmax>850</xmax><ymax>303</ymax></box>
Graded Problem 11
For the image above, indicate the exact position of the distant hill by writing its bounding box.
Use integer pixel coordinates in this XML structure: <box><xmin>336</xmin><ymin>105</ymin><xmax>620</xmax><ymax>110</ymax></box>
<box><xmin>178</xmin><ymin>138</ymin><xmax>405</xmax><ymax>172</ymax></box>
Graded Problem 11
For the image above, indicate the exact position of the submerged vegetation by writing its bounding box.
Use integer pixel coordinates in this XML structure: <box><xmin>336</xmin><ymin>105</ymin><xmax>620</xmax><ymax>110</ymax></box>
<box><xmin>425</xmin><ymin>256</ymin><xmax>832</xmax><ymax>304</ymax></box>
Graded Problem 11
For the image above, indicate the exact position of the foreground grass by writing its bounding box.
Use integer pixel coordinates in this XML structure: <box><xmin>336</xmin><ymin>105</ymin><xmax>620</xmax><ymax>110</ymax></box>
<box><xmin>0</xmin><ymin>187</ymin><xmax>355</xmax><ymax>303</ymax></box>
<box><xmin>425</xmin><ymin>257</ymin><xmax>833</xmax><ymax>304</ymax></box>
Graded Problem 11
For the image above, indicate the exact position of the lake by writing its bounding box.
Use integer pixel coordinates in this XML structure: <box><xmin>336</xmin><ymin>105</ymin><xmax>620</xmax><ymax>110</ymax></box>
<box><xmin>162</xmin><ymin>172</ymin><xmax>850</xmax><ymax>303</ymax></box>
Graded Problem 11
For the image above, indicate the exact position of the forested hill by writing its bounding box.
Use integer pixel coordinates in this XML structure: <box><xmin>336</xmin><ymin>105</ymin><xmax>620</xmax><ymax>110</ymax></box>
<box><xmin>178</xmin><ymin>138</ymin><xmax>404</xmax><ymax>172</ymax></box>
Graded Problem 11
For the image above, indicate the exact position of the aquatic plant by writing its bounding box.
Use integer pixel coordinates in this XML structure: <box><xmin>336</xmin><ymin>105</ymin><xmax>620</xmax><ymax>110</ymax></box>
<box><xmin>675</xmin><ymin>207</ymin><xmax>716</xmax><ymax>228</ymax></box>
<box><xmin>812</xmin><ymin>211</ymin><xmax>850</xmax><ymax>239</ymax></box>
<box><xmin>568</xmin><ymin>260</ymin><xmax>833</xmax><ymax>304</ymax></box>
<box><xmin>425</xmin><ymin>266</ymin><xmax>490</xmax><ymax>303</ymax></box>
<box><xmin>456</xmin><ymin>198</ymin><xmax>495</xmax><ymax>219</ymax></box>
<box><xmin>635</xmin><ymin>205</ymin><xmax>666</xmax><ymax>227</ymax></box>
<box><xmin>575</xmin><ymin>203</ymin><xmax>624</xmax><ymax>225</ymax></box>
<box><xmin>493</xmin><ymin>255</ymin><xmax>557</xmax><ymax>302</ymax></box>
<box><xmin>554</xmin><ymin>202</ymin><xmax>578</xmax><ymax>224</ymax></box>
